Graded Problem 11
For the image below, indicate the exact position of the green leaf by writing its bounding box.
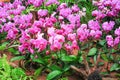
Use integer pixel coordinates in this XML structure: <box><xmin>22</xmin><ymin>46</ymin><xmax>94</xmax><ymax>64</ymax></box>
<box><xmin>49</xmin><ymin>65</ymin><xmax>61</xmax><ymax>71</ymax></box>
<box><xmin>79</xmin><ymin>56</ymin><xmax>83</xmax><ymax>63</ymax></box>
<box><xmin>33</xmin><ymin>58</ymin><xmax>46</xmax><ymax>65</ymax></box>
<box><xmin>8</xmin><ymin>48</ymin><xmax>20</xmax><ymax>55</ymax></box>
<box><xmin>101</xmin><ymin>54</ymin><xmax>108</xmax><ymax>61</ymax></box>
<box><xmin>0</xmin><ymin>42</ymin><xmax>8</xmax><ymax>50</ymax></box>
<box><xmin>110</xmin><ymin>63</ymin><xmax>119</xmax><ymax>71</ymax></box>
<box><xmin>61</xmin><ymin>55</ymin><xmax>77</xmax><ymax>62</ymax></box>
<box><xmin>11</xmin><ymin>68</ymin><xmax>25</xmax><ymax>79</ymax></box>
<box><xmin>99</xmin><ymin>40</ymin><xmax>106</xmax><ymax>46</ymax></box>
<box><xmin>88</xmin><ymin>48</ymin><xmax>97</xmax><ymax>56</ymax></box>
<box><xmin>63</xmin><ymin>64</ymin><xmax>70</xmax><ymax>72</ymax></box>
<box><xmin>10</xmin><ymin>56</ymin><xmax>25</xmax><ymax>62</ymax></box>
<box><xmin>34</xmin><ymin>67</ymin><xmax>43</xmax><ymax>79</ymax></box>
<box><xmin>47</xmin><ymin>70</ymin><xmax>62</xmax><ymax>80</ymax></box>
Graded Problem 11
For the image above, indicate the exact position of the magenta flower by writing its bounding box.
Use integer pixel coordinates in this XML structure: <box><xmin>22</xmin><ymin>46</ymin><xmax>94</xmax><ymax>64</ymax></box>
<box><xmin>92</xmin><ymin>10</ymin><xmax>99</xmax><ymax>17</ymax></box>
<box><xmin>47</xmin><ymin>27</ymin><xmax>55</xmax><ymax>36</ymax></box>
<box><xmin>61</xmin><ymin>24</ymin><xmax>73</xmax><ymax>35</ymax></box>
<box><xmin>50</xmin><ymin>41</ymin><xmax>62</xmax><ymax>51</ymax></box>
<box><xmin>32</xmin><ymin>38</ymin><xmax>47</xmax><ymax>51</ymax></box>
<box><xmin>30</xmin><ymin>33</ymin><xmax>47</xmax><ymax>52</ymax></box>
<box><xmin>115</xmin><ymin>27</ymin><xmax>120</xmax><ymax>36</ymax></box>
<box><xmin>67</xmin><ymin>14</ymin><xmax>80</xmax><ymax>26</ymax></box>
<box><xmin>94</xmin><ymin>30</ymin><xmax>102</xmax><ymax>39</ymax></box>
<box><xmin>4</xmin><ymin>22</ymin><xmax>15</xmax><ymax>32</ymax></box>
<box><xmin>57</xmin><ymin>3</ymin><xmax>67</xmax><ymax>11</ymax></box>
<box><xmin>77</xmin><ymin>25</ymin><xmax>89</xmax><ymax>42</ymax></box>
<box><xmin>46</xmin><ymin>0</ymin><xmax>59</xmax><ymax>6</ymax></box>
<box><xmin>89</xmin><ymin>28</ymin><xmax>102</xmax><ymax>39</ymax></box>
<box><xmin>38</xmin><ymin>9</ymin><xmax>48</xmax><ymax>17</ymax></box>
<box><xmin>54</xmin><ymin>34</ymin><xmax>65</xmax><ymax>43</ymax></box>
<box><xmin>64</xmin><ymin>43</ymin><xmax>72</xmax><ymax>52</ymax></box>
<box><xmin>114</xmin><ymin>37</ymin><xmax>120</xmax><ymax>46</ymax></box>
<box><xmin>33</xmin><ymin>21</ymin><xmax>43</xmax><ymax>28</ymax></box>
<box><xmin>59</xmin><ymin>8</ymin><xmax>72</xmax><ymax>18</ymax></box>
<box><xmin>18</xmin><ymin>42</ymin><xmax>30</xmax><ymax>53</ymax></box>
<box><xmin>106</xmin><ymin>35</ymin><xmax>114</xmax><ymax>47</ymax></box>
<box><xmin>71</xmin><ymin>4</ymin><xmax>80</xmax><ymax>13</ymax></box>
<box><xmin>7</xmin><ymin>28</ymin><xmax>18</xmax><ymax>39</ymax></box>
<box><xmin>68</xmin><ymin>33</ymin><xmax>76</xmax><ymax>41</ymax></box>
<box><xmin>88</xmin><ymin>20</ymin><xmax>100</xmax><ymax>30</ymax></box>
<box><xmin>28</xmin><ymin>26</ymin><xmax>41</xmax><ymax>34</ymax></box>
<box><xmin>32</xmin><ymin>0</ymin><xmax>44</xmax><ymax>7</ymax></box>
<box><xmin>71</xmin><ymin>40</ymin><xmax>79</xmax><ymax>50</ymax></box>
<box><xmin>102</xmin><ymin>21</ymin><xmax>115</xmax><ymax>32</ymax></box>
<box><xmin>19</xmin><ymin>30</ymin><xmax>30</xmax><ymax>43</ymax></box>
<box><xmin>115</xmin><ymin>1</ymin><xmax>120</xmax><ymax>10</ymax></box>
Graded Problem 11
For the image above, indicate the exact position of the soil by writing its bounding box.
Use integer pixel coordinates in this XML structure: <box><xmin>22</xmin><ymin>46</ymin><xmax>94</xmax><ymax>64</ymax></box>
<box><xmin>0</xmin><ymin>50</ymin><xmax>119</xmax><ymax>80</ymax></box>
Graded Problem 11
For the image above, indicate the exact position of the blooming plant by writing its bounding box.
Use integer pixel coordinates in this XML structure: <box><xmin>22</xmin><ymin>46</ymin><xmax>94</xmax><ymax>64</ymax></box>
<box><xmin>0</xmin><ymin>0</ymin><xmax>120</xmax><ymax>80</ymax></box>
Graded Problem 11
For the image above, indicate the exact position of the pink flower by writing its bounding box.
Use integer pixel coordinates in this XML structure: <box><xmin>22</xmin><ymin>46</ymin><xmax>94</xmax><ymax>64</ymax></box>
<box><xmin>30</xmin><ymin>33</ymin><xmax>47</xmax><ymax>52</ymax></box>
<box><xmin>38</xmin><ymin>9</ymin><xmax>48</xmax><ymax>17</ymax></box>
<box><xmin>47</xmin><ymin>27</ymin><xmax>55</xmax><ymax>36</ymax></box>
<box><xmin>77</xmin><ymin>25</ymin><xmax>89</xmax><ymax>42</ymax></box>
<box><xmin>33</xmin><ymin>20</ymin><xmax>43</xmax><ymax>28</ymax></box>
<box><xmin>57</xmin><ymin>3</ymin><xmax>67</xmax><ymax>11</ymax></box>
<box><xmin>64</xmin><ymin>43</ymin><xmax>72</xmax><ymax>51</ymax></box>
<box><xmin>58</xmin><ymin>16</ymin><xmax>64</xmax><ymax>22</ymax></box>
<box><xmin>92</xmin><ymin>10</ymin><xmax>99</xmax><ymax>17</ymax></box>
<box><xmin>104</xmin><ymin>0</ymin><xmax>111</xmax><ymax>6</ymax></box>
<box><xmin>19</xmin><ymin>30</ymin><xmax>30</xmax><ymax>43</ymax></box>
<box><xmin>102</xmin><ymin>21</ymin><xmax>115</xmax><ymax>32</ymax></box>
<box><xmin>71</xmin><ymin>4</ymin><xmax>80</xmax><ymax>13</ymax></box>
<box><xmin>71</xmin><ymin>40</ymin><xmax>79</xmax><ymax>49</ymax></box>
<box><xmin>106</xmin><ymin>35</ymin><xmax>114</xmax><ymax>47</ymax></box>
<box><xmin>114</xmin><ymin>37</ymin><xmax>120</xmax><ymax>46</ymax></box>
<box><xmin>46</xmin><ymin>0</ymin><xmax>59</xmax><ymax>6</ymax></box>
<box><xmin>90</xmin><ymin>30</ymin><xmax>96</xmax><ymax>37</ymax></box>
<box><xmin>50</xmin><ymin>41</ymin><xmax>62</xmax><ymax>51</ymax></box>
<box><xmin>68</xmin><ymin>33</ymin><xmax>76</xmax><ymax>41</ymax></box>
<box><xmin>61</xmin><ymin>24</ymin><xmax>73</xmax><ymax>35</ymax></box>
<box><xmin>88</xmin><ymin>20</ymin><xmax>100</xmax><ymax>30</ymax></box>
<box><xmin>7</xmin><ymin>28</ymin><xmax>18</xmax><ymax>39</ymax></box>
<box><xmin>67</xmin><ymin>14</ymin><xmax>80</xmax><ymax>25</ymax></box>
<box><xmin>18</xmin><ymin>42</ymin><xmax>30</xmax><ymax>53</ymax></box>
<box><xmin>31</xmin><ymin>0</ymin><xmax>44</xmax><ymax>7</ymax></box>
<box><xmin>115</xmin><ymin>1</ymin><xmax>120</xmax><ymax>10</ymax></box>
<box><xmin>4</xmin><ymin>22</ymin><xmax>15</xmax><ymax>32</ymax></box>
<box><xmin>94</xmin><ymin>30</ymin><xmax>102</xmax><ymax>39</ymax></box>
<box><xmin>54</xmin><ymin>34</ymin><xmax>65</xmax><ymax>43</ymax></box>
<box><xmin>115</xmin><ymin>27</ymin><xmax>120</xmax><ymax>36</ymax></box>
<box><xmin>33</xmin><ymin>38</ymin><xmax>47</xmax><ymax>51</ymax></box>
<box><xmin>59</xmin><ymin>8</ymin><xmax>72</xmax><ymax>18</ymax></box>
<box><xmin>28</xmin><ymin>26</ymin><xmax>41</xmax><ymax>34</ymax></box>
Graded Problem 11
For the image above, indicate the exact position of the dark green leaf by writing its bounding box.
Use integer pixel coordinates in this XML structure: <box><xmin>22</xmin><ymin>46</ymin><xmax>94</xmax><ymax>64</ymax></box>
<box><xmin>33</xmin><ymin>58</ymin><xmax>45</xmax><ymax>65</ymax></box>
<box><xmin>49</xmin><ymin>65</ymin><xmax>61</xmax><ymax>71</ymax></box>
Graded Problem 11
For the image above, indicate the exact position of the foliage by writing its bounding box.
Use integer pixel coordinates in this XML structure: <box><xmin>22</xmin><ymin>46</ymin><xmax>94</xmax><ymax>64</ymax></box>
<box><xmin>0</xmin><ymin>0</ymin><xmax>120</xmax><ymax>80</ymax></box>
<box><xmin>0</xmin><ymin>54</ymin><xmax>32</xmax><ymax>80</ymax></box>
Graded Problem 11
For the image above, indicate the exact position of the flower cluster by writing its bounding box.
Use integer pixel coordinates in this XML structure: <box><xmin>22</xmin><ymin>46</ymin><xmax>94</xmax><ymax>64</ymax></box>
<box><xmin>1</xmin><ymin>0</ymin><xmax>120</xmax><ymax>55</ymax></box>
<box><xmin>92</xmin><ymin>0</ymin><xmax>120</xmax><ymax>20</ymax></box>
